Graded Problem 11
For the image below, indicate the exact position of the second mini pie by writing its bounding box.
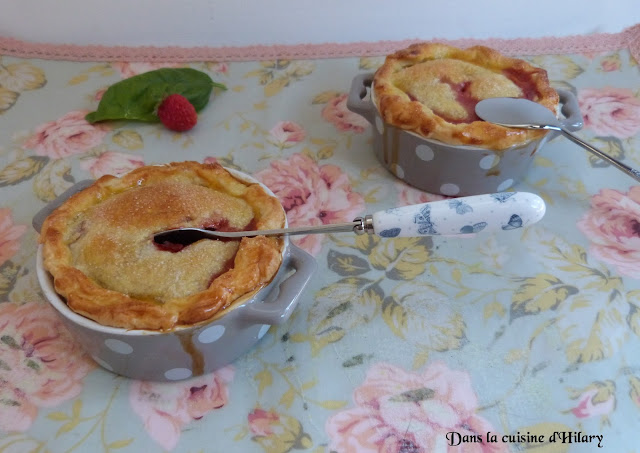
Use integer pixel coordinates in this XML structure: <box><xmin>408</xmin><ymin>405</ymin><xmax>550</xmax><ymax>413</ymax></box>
<box><xmin>372</xmin><ymin>43</ymin><xmax>559</xmax><ymax>149</ymax></box>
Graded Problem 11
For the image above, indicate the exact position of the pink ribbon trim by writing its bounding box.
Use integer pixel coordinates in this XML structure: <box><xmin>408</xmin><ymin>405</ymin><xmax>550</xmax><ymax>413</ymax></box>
<box><xmin>1</xmin><ymin>24</ymin><xmax>639</xmax><ymax>62</ymax></box>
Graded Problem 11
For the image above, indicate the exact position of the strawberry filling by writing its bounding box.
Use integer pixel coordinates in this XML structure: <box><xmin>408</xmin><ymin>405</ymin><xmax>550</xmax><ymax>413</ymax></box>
<box><xmin>501</xmin><ymin>68</ymin><xmax>540</xmax><ymax>101</ymax></box>
<box><xmin>425</xmin><ymin>72</ymin><xmax>540</xmax><ymax>125</ymax></box>
<box><xmin>154</xmin><ymin>217</ymin><xmax>258</xmax><ymax>252</ymax></box>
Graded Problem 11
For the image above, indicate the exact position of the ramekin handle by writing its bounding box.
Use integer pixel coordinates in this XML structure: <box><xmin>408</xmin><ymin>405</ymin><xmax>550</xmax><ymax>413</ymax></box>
<box><xmin>242</xmin><ymin>245</ymin><xmax>317</xmax><ymax>326</ymax></box>
<box><xmin>346</xmin><ymin>72</ymin><xmax>376</xmax><ymax>125</ymax></box>
<box><xmin>557</xmin><ymin>89</ymin><xmax>584</xmax><ymax>132</ymax></box>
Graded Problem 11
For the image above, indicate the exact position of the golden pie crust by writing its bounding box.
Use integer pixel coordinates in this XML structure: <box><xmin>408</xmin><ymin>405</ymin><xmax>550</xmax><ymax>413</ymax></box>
<box><xmin>373</xmin><ymin>43</ymin><xmax>559</xmax><ymax>150</ymax></box>
<box><xmin>40</xmin><ymin>162</ymin><xmax>286</xmax><ymax>331</ymax></box>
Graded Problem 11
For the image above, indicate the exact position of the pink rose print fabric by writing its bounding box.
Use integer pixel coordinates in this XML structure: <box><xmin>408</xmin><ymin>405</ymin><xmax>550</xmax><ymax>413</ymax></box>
<box><xmin>254</xmin><ymin>153</ymin><xmax>365</xmax><ymax>255</ymax></box>
<box><xmin>24</xmin><ymin>110</ymin><xmax>110</xmax><ymax>159</ymax></box>
<box><xmin>208</xmin><ymin>62</ymin><xmax>229</xmax><ymax>75</ymax></box>
<box><xmin>577</xmin><ymin>186</ymin><xmax>640</xmax><ymax>279</ymax></box>
<box><xmin>0</xmin><ymin>208</ymin><xmax>27</xmax><ymax>267</ymax></box>
<box><xmin>248</xmin><ymin>408</ymin><xmax>280</xmax><ymax>436</ymax></box>
<box><xmin>247</xmin><ymin>407</ymin><xmax>312</xmax><ymax>450</ymax></box>
<box><xmin>202</xmin><ymin>156</ymin><xmax>219</xmax><ymax>165</ymax></box>
<box><xmin>396</xmin><ymin>181</ymin><xmax>447</xmax><ymax>207</ymax></box>
<box><xmin>111</xmin><ymin>62</ymin><xmax>182</xmax><ymax>79</ymax></box>
<box><xmin>577</xmin><ymin>87</ymin><xmax>640</xmax><ymax>139</ymax></box>
<box><xmin>326</xmin><ymin>362</ymin><xmax>507</xmax><ymax>453</ymax></box>
<box><xmin>268</xmin><ymin>121</ymin><xmax>306</xmax><ymax>148</ymax></box>
<box><xmin>0</xmin><ymin>302</ymin><xmax>95</xmax><ymax>432</ymax></box>
<box><xmin>599</xmin><ymin>55</ymin><xmax>622</xmax><ymax>72</ymax></box>
<box><xmin>80</xmin><ymin>151</ymin><xmax>145</xmax><ymax>178</ymax></box>
<box><xmin>93</xmin><ymin>87</ymin><xmax>107</xmax><ymax>101</ymax></box>
<box><xmin>322</xmin><ymin>93</ymin><xmax>370</xmax><ymax>133</ymax></box>
<box><xmin>569</xmin><ymin>388</ymin><xmax>615</xmax><ymax>419</ymax></box>
<box><xmin>129</xmin><ymin>366</ymin><xmax>234</xmax><ymax>451</ymax></box>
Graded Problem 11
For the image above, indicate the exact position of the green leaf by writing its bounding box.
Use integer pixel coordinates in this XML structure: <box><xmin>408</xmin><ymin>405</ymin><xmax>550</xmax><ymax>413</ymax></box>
<box><xmin>0</xmin><ymin>156</ymin><xmax>49</xmax><ymax>187</ymax></box>
<box><xmin>327</xmin><ymin>250</ymin><xmax>371</xmax><ymax>276</ymax></box>
<box><xmin>301</xmin><ymin>379</ymin><xmax>317</xmax><ymax>390</ymax></box>
<box><xmin>1</xmin><ymin>335</ymin><xmax>20</xmax><ymax>349</ymax></box>
<box><xmin>359</xmin><ymin>57</ymin><xmax>383</xmax><ymax>70</ymax></box>
<box><xmin>313</xmin><ymin>329</ymin><xmax>345</xmax><ymax>356</ymax></box>
<box><xmin>310</xmin><ymin>277</ymin><xmax>377</xmax><ymax>354</ymax></box>
<box><xmin>627</xmin><ymin>300</ymin><xmax>640</xmax><ymax>337</ymax></box>
<box><xmin>629</xmin><ymin>376</ymin><xmax>640</xmax><ymax>409</ymax></box>
<box><xmin>412</xmin><ymin>348</ymin><xmax>430</xmax><ymax>370</ymax></box>
<box><xmin>294</xmin><ymin>433</ymin><xmax>314</xmax><ymax>450</ymax></box>
<box><xmin>33</xmin><ymin>159</ymin><xmax>74</xmax><ymax>202</ymax></box>
<box><xmin>279</xmin><ymin>387</ymin><xmax>296</xmax><ymax>409</ymax></box>
<box><xmin>71</xmin><ymin>399</ymin><xmax>82</xmax><ymax>418</ymax></box>
<box><xmin>0</xmin><ymin>260</ymin><xmax>24</xmax><ymax>298</ymax></box>
<box><xmin>510</xmin><ymin>274</ymin><xmax>578</xmax><ymax>321</ymax></box>
<box><xmin>561</xmin><ymin>293</ymin><xmax>627</xmax><ymax>364</ymax></box>
<box><xmin>47</xmin><ymin>411</ymin><xmax>69</xmax><ymax>421</ymax></box>
<box><xmin>0</xmin><ymin>87</ymin><xmax>19</xmax><ymax>113</ymax></box>
<box><xmin>312</xmin><ymin>91</ymin><xmax>341</xmax><ymax>104</ymax></box>
<box><xmin>255</xmin><ymin>369</ymin><xmax>273</xmax><ymax>396</ymax></box>
<box><xmin>389</xmin><ymin>387</ymin><xmax>434</xmax><ymax>403</ymax></box>
<box><xmin>56</xmin><ymin>421</ymin><xmax>77</xmax><ymax>437</ymax></box>
<box><xmin>325</xmin><ymin>301</ymin><xmax>352</xmax><ymax>320</ymax></box>
<box><xmin>112</xmin><ymin>130</ymin><xmax>144</xmax><ymax>150</ymax></box>
<box><xmin>381</xmin><ymin>296</ymin><xmax>407</xmax><ymax>339</ymax></box>
<box><xmin>317</xmin><ymin>400</ymin><xmax>347</xmax><ymax>410</ymax></box>
<box><xmin>107</xmin><ymin>439</ymin><xmax>134</xmax><ymax>449</ymax></box>
<box><xmin>86</xmin><ymin>68</ymin><xmax>226</xmax><ymax>123</ymax></box>
<box><xmin>368</xmin><ymin>237</ymin><xmax>433</xmax><ymax>280</ymax></box>
<box><xmin>342</xmin><ymin>354</ymin><xmax>372</xmax><ymax>368</ymax></box>
<box><xmin>363</xmin><ymin>283</ymin><xmax>384</xmax><ymax>311</ymax></box>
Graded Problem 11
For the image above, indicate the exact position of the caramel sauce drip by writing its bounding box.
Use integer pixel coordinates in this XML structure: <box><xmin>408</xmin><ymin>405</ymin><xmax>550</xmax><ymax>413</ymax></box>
<box><xmin>178</xmin><ymin>331</ymin><xmax>204</xmax><ymax>376</ymax></box>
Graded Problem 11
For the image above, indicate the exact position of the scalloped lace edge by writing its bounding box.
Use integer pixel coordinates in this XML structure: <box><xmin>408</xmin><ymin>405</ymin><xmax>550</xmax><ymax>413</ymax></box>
<box><xmin>1</xmin><ymin>24</ymin><xmax>639</xmax><ymax>62</ymax></box>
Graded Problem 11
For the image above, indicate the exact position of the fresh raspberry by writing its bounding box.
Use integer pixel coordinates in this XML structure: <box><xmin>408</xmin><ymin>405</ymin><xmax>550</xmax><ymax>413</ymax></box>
<box><xmin>157</xmin><ymin>94</ymin><xmax>198</xmax><ymax>132</ymax></box>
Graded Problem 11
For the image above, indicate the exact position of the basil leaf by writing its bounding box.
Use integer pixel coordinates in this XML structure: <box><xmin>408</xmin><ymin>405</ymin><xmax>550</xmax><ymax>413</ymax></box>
<box><xmin>86</xmin><ymin>68</ymin><xmax>226</xmax><ymax>123</ymax></box>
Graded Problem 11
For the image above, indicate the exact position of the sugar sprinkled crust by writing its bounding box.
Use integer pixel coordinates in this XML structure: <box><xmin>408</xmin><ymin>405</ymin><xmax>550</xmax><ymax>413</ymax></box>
<box><xmin>40</xmin><ymin>161</ymin><xmax>286</xmax><ymax>331</ymax></box>
<box><xmin>373</xmin><ymin>43</ymin><xmax>559</xmax><ymax>150</ymax></box>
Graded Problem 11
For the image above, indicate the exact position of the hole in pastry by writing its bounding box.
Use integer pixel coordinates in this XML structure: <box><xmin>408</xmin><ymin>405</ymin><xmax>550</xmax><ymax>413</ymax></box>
<box><xmin>154</xmin><ymin>229</ymin><xmax>217</xmax><ymax>253</ymax></box>
<box><xmin>153</xmin><ymin>218</ymin><xmax>257</xmax><ymax>252</ymax></box>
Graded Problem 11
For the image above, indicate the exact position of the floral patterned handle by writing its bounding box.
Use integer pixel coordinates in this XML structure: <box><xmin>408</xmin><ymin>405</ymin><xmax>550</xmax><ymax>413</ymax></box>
<box><xmin>371</xmin><ymin>192</ymin><xmax>546</xmax><ymax>237</ymax></box>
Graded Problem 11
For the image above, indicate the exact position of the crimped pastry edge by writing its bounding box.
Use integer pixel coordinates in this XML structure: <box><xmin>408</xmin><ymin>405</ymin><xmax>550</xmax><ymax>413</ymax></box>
<box><xmin>39</xmin><ymin>161</ymin><xmax>286</xmax><ymax>331</ymax></box>
<box><xmin>372</xmin><ymin>43</ymin><xmax>559</xmax><ymax>150</ymax></box>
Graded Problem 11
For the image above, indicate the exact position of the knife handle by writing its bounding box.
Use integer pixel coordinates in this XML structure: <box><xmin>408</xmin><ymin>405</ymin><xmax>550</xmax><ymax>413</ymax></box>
<box><xmin>371</xmin><ymin>192</ymin><xmax>546</xmax><ymax>238</ymax></box>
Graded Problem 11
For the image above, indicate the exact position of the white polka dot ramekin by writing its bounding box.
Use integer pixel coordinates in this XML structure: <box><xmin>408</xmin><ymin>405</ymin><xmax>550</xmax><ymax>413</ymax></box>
<box><xmin>347</xmin><ymin>73</ymin><xmax>583</xmax><ymax>197</ymax></box>
<box><xmin>35</xmin><ymin>172</ymin><xmax>317</xmax><ymax>382</ymax></box>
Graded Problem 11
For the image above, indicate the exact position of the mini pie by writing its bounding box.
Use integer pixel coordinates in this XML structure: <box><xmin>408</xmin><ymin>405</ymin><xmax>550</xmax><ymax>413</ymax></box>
<box><xmin>373</xmin><ymin>43</ymin><xmax>559</xmax><ymax>150</ymax></box>
<box><xmin>40</xmin><ymin>162</ymin><xmax>286</xmax><ymax>331</ymax></box>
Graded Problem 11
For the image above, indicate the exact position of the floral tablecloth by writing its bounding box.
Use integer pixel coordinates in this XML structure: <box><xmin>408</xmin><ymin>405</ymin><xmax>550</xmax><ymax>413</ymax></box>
<box><xmin>1</xmin><ymin>36</ymin><xmax>640</xmax><ymax>453</ymax></box>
